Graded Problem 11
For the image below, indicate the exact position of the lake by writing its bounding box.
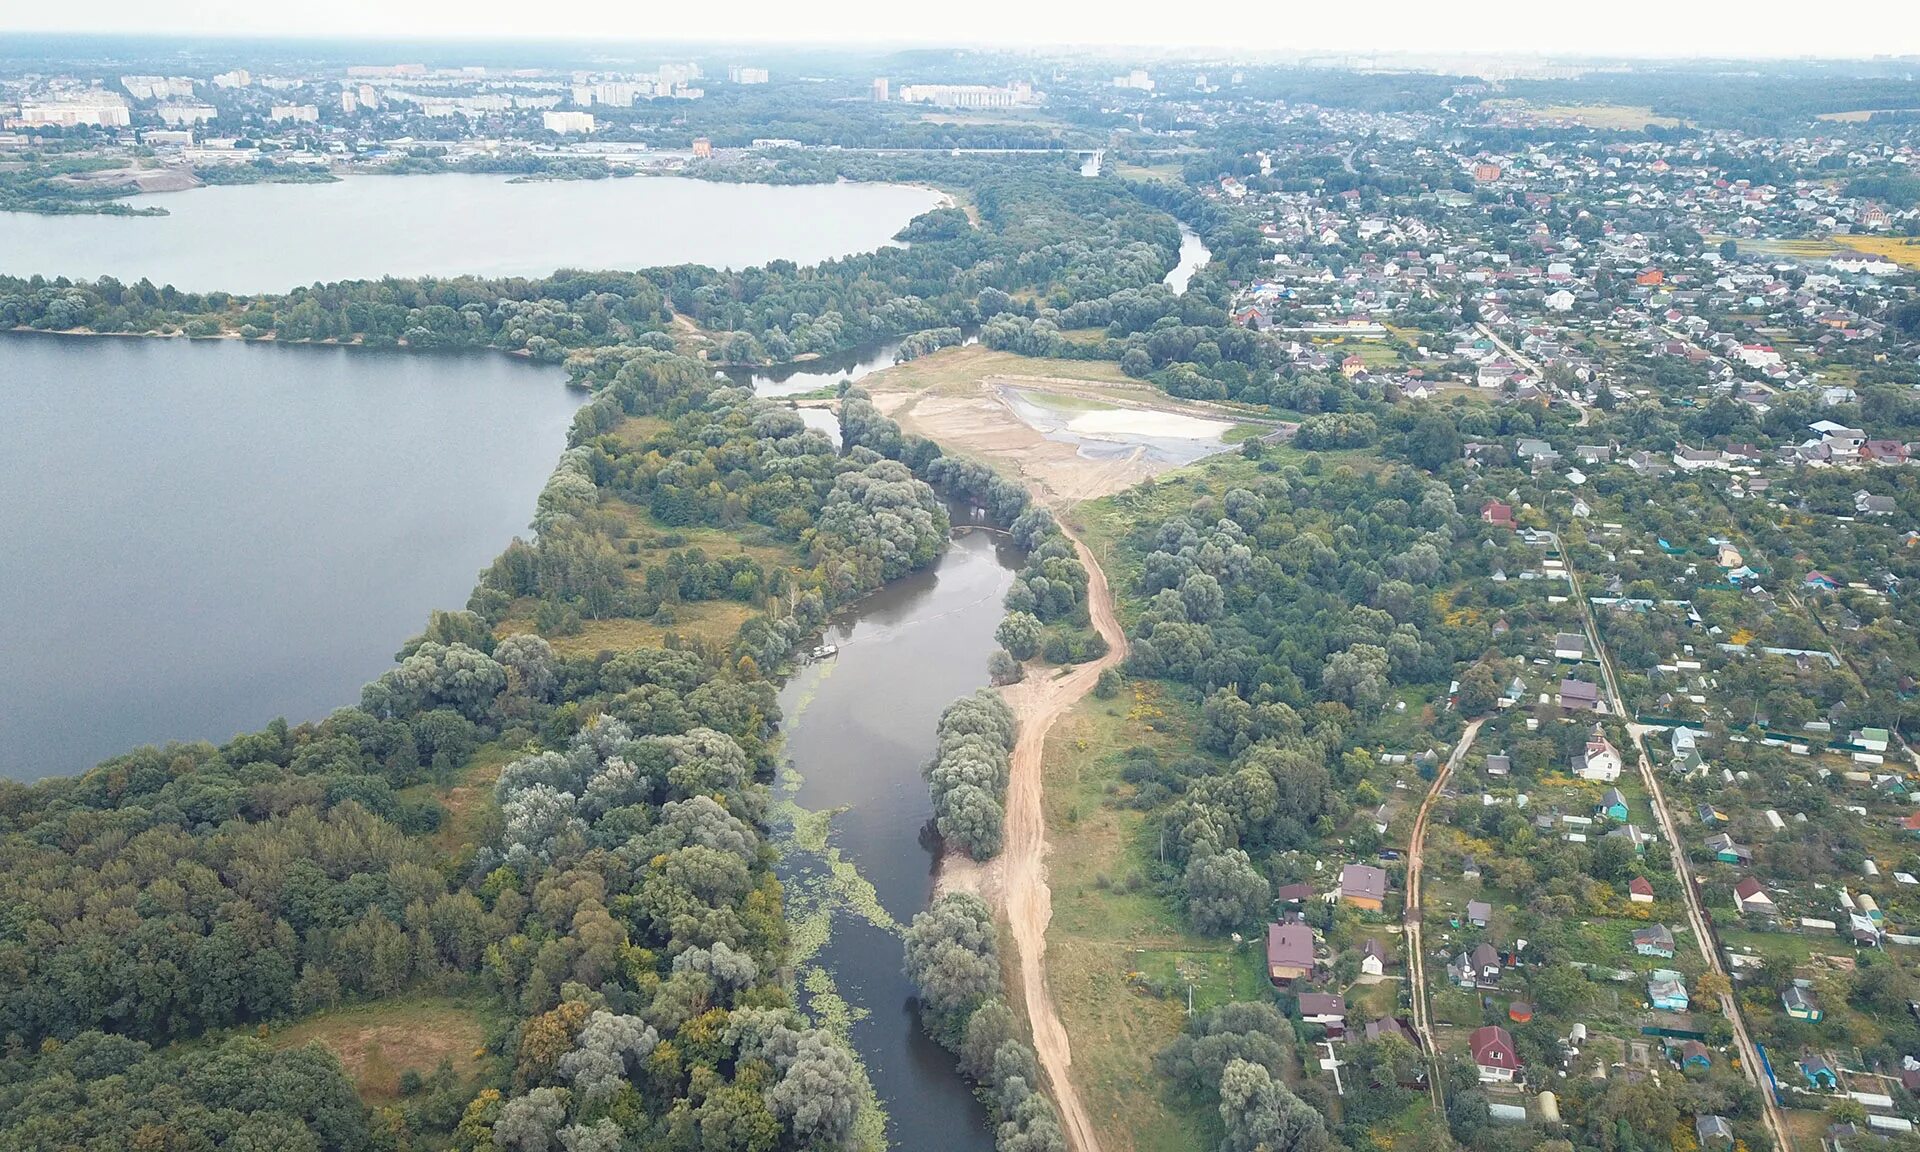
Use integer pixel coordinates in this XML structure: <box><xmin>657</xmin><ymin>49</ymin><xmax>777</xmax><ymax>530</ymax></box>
<box><xmin>0</xmin><ymin>334</ymin><xmax>582</xmax><ymax>781</ymax></box>
<box><xmin>0</xmin><ymin>173</ymin><xmax>945</xmax><ymax>293</ymax></box>
<box><xmin>775</xmin><ymin>521</ymin><xmax>1014</xmax><ymax>1151</ymax></box>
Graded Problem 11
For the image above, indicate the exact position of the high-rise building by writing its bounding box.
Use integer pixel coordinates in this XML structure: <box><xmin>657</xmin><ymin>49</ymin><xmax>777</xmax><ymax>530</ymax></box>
<box><xmin>542</xmin><ymin>110</ymin><xmax>596</xmax><ymax>134</ymax></box>
<box><xmin>691</xmin><ymin>137</ymin><xmax>712</xmax><ymax>158</ymax></box>
<box><xmin>270</xmin><ymin>105</ymin><xmax>319</xmax><ymax>123</ymax></box>
<box><xmin>871</xmin><ymin>77</ymin><xmax>889</xmax><ymax>102</ymax></box>
<box><xmin>896</xmin><ymin>83</ymin><xmax>1034</xmax><ymax>109</ymax></box>
<box><xmin>728</xmin><ymin>66</ymin><xmax>769</xmax><ymax>84</ymax></box>
<box><xmin>19</xmin><ymin>95</ymin><xmax>131</xmax><ymax>127</ymax></box>
<box><xmin>213</xmin><ymin>70</ymin><xmax>251</xmax><ymax>89</ymax></box>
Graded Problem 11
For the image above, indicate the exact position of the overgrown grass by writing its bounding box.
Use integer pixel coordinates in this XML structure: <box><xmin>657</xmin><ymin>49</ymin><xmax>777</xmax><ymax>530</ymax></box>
<box><xmin>1041</xmin><ymin>683</ymin><xmax>1253</xmax><ymax>1152</ymax></box>
<box><xmin>268</xmin><ymin>995</ymin><xmax>500</xmax><ymax>1104</ymax></box>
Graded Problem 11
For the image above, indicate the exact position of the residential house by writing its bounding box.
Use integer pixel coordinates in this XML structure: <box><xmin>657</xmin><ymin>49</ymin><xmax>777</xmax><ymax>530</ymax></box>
<box><xmin>1297</xmin><ymin>992</ymin><xmax>1347</xmax><ymax>1037</ymax></box>
<box><xmin>1633</xmin><ymin>924</ymin><xmax>1676</xmax><ymax>958</ymax></box>
<box><xmin>1695</xmin><ymin>1115</ymin><xmax>1734</xmax><ymax>1147</ymax></box>
<box><xmin>1485</xmin><ymin>753</ymin><xmax>1511</xmax><ymax>777</ymax></box>
<box><xmin>1360</xmin><ymin>938</ymin><xmax>1388</xmax><ymax>977</ymax></box>
<box><xmin>1553</xmin><ymin>632</ymin><xmax>1587</xmax><ymax>661</ymax></box>
<box><xmin>1482</xmin><ymin>500</ymin><xmax>1516</xmax><ymax>528</ymax></box>
<box><xmin>1364</xmin><ymin>1017</ymin><xmax>1418</xmax><ymax>1047</ymax></box>
<box><xmin>1784</xmin><ymin>985</ymin><xmax>1824</xmax><ymax>1022</ymax></box>
<box><xmin>1707</xmin><ymin>833</ymin><xmax>1753</xmax><ymax>865</ymax></box>
<box><xmin>1607</xmin><ymin>823</ymin><xmax>1655</xmax><ymax>854</ymax></box>
<box><xmin>1856</xmin><ymin>490</ymin><xmax>1897</xmax><ymax>516</ymax></box>
<box><xmin>1864</xmin><ymin>440</ymin><xmax>1910</xmax><ymax>466</ymax></box>
<box><xmin>1854</xmin><ymin>727</ymin><xmax>1892</xmax><ymax>753</ymax></box>
<box><xmin>1597</xmin><ymin>788</ymin><xmax>1629</xmax><ymax>822</ymax></box>
<box><xmin>1275</xmin><ymin>882</ymin><xmax>1316</xmax><ymax>906</ymax></box>
<box><xmin>1734</xmin><ymin>876</ymin><xmax>1776</xmax><ymax>917</ymax></box>
<box><xmin>1628</xmin><ymin>876</ymin><xmax>1656</xmax><ymax>904</ymax></box>
<box><xmin>1800</xmin><ymin>1052</ymin><xmax>1838</xmax><ymax>1087</ymax></box>
<box><xmin>1804</xmin><ymin>570</ymin><xmax>1842</xmax><ymax>591</ymax></box>
<box><xmin>1573</xmin><ymin>729</ymin><xmax>1623</xmax><ymax>781</ymax></box>
<box><xmin>1470</xmin><ymin>1025</ymin><xmax>1522</xmax><ymax>1082</ymax></box>
<box><xmin>1681</xmin><ymin>1042</ymin><xmax>1713</xmax><ymax>1074</ymax></box>
<box><xmin>1450</xmin><ymin>941</ymin><xmax>1504</xmax><ymax>989</ymax></box>
<box><xmin>1559</xmin><ymin>678</ymin><xmax>1603</xmax><ymax>712</ymax></box>
<box><xmin>1674</xmin><ymin>446</ymin><xmax>1728</xmax><ymax>472</ymax></box>
<box><xmin>1266</xmin><ymin>922</ymin><xmax>1316</xmax><ymax>984</ymax></box>
<box><xmin>1340</xmin><ymin>864</ymin><xmax>1389</xmax><ymax>911</ymax></box>
<box><xmin>1467</xmin><ymin>900</ymin><xmax>1492</xmax><ymax>928</ymax></box>
<box><xmin>1648</xmin><ymin>968</ymin><xmax>1690</xmax><ymax>1012</ymax></box>
<box><xmin>1517</xmin><ymin>438</ymin><xmax>1560</xmax><ymax>463</ymax></box>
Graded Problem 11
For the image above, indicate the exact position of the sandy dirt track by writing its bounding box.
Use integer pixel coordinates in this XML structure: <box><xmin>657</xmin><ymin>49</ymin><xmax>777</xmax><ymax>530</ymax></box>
<box><xmin>994</xmin><ymin>522</ymin><xmax>1128</xmax><ymax>1152</ymax></box>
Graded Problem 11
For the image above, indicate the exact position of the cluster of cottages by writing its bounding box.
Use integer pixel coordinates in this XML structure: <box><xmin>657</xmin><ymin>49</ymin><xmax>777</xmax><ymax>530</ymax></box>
<box><xmin>1261</xmin><ymin>865</ymin><xmax>1410</xmax><ymax>1064</ymax></box>
<box><xmin>1667</xmin><ymin>420</ymin><xmax>1919</xmax><ymax>478</ymax></box>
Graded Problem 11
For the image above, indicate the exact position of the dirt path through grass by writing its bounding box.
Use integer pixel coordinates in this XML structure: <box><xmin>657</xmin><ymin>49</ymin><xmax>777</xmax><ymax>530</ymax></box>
<box><xmin>998</xmin><ymin>520</ymin><xmax>1128</xmax><ymax>1152</ymax></box>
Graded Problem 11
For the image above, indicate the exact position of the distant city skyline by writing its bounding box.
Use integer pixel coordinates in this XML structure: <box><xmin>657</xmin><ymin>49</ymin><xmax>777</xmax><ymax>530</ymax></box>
<box><xmin>5</xmin><ymin>0</ymin><xmax>1920</xmax><ymax>62</ymax></box>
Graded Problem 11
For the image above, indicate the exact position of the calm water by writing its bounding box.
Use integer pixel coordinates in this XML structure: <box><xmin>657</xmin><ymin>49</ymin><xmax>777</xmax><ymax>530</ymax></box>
<box><xmin>777</xmin><ymin>524</ymin><xmax>1015</xmax><ymax>1151</ymax></box>
<box><xmin>0</xmin><ymin>334</ymin><xmax>581</xmax><ymax>780</ymax></box>
<box><xmin>0</xmin><ymin>174</ymin><xmax>944</xmax><ymax>293</ymax></box>
<box><xmin>1166</xmin><ymin>224</ymin><xmax>1212</xmax><ymax>294</ymax></box>
<box><xmin>737</xmin><ymin>329</ymin><xmax>979</xmax><ymax>400</ymax></box>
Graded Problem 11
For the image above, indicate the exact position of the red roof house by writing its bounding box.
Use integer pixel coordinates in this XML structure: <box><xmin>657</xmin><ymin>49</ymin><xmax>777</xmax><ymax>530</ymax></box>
<box><xmin>1470</xmin><ymin>1025</ymin><xmax>1521</xmax><ymax>1081</ymax></box>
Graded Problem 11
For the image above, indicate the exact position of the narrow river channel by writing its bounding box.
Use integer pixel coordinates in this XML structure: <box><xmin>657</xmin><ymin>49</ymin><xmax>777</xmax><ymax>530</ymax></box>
<box><xmin>774</xmin><ymin>517</ymin><xmax>1015</xmax><ymax>1151</ymax></box>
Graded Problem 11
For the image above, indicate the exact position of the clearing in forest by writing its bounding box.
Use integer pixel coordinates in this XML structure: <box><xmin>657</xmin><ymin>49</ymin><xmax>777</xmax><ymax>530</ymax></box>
<box><xmin>269</xmin><ymin>997</ymin><xmax>495</xmax><ymax>1103</ymax></box>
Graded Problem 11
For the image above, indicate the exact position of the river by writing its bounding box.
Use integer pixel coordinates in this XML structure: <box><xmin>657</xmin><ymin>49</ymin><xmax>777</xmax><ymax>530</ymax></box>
<box><xmin>775</xmin><ymin>520</ymin><xmax>1016</xmax><ymax>1151</ymax></box>
<box><xmin>736</xmin><ymin>329</ymin><xmax>980</xmax><ymax>399</ymax></box>
<box><xmin>0</xmin><ymin>173</ymin><xmax>944</xmax><ymax>293</ymax></box>
<box><xmin>0</xmin><ymin>334</ymin><xmax>582</xmax><ymax>781</ymax></box>
<box><xmin>1166</xmin><ymin>223</ymin><xmax>1212</xmax><ymax>294</ymax></box>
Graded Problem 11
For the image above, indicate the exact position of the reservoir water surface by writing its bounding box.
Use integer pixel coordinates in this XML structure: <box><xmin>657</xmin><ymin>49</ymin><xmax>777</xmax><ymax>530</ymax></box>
<box><xmin>0</xmin><ymin>334</ymin><xmax>582</xmax><ymax>780</ymax></box>
<box><xmin>0</xmin><ymin>173</ymin><xmax>945</xmax><ymax>293</ymax></box>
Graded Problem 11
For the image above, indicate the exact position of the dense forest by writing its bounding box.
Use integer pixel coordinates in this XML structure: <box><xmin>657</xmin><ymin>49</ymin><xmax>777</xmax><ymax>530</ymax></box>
<box><xmin>0</xmin><ymin>342</ymin><xmax>995</xmax><ymax>1149</ymax></box>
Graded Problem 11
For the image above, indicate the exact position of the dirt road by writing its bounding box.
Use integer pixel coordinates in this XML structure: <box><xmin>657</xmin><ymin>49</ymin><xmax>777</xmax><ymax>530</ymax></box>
<box><xmin>1404</xmin><ymin>717</ymin><xmax>1482</xmax><ymax>1107</ymax></box>
<box><xmin>1559</xmin><ymin>532</ymin><xmax>1792</xmax><ymax>1152</ymax></box>
<box><xmin>998</xmin><ymin>521</ymin><xmax>1129</xmax><ymax>1152</ymax></box>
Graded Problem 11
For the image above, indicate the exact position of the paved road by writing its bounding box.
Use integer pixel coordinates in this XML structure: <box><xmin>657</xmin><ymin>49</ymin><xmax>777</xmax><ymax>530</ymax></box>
<box><xmin>1557</xmin><ymin>531</ymin><xmax>1793</xmax><ymax>1151</ymax></box>
<box><xmin>1474</xmin><ymin>321</ymin><xmax>1546</xmax><ymax>379</ymax></box>
<box><xmin>1405</xmin><ymin>716</ymin><xmax>1484</xmax><ymax>1108</ymax></box>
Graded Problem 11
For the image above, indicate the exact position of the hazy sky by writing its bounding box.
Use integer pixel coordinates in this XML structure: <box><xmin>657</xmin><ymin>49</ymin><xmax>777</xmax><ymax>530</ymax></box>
<box><xmin>8</xmin><ymin>0</ymin><xmax>1920</xmax><ymax>60</ymax></box>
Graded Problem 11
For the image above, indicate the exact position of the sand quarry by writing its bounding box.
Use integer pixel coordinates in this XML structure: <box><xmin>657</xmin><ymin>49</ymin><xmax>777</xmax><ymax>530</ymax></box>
<box><xmin>808</xmin><ymin>345</ymin><xmax>1287</xmax><ymax>504</ymax></box>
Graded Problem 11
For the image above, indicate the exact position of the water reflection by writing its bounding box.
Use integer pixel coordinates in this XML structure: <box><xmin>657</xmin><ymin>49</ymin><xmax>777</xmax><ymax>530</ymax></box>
<box><xmin>774</xmin><ymin>524</ymin><xmax>1015</xmax><ymax>1151</ymax></box>
<box><xmin>735</xmin><ymin>330</ymin><xmax>978</xmax><ymax>399</ymax></box>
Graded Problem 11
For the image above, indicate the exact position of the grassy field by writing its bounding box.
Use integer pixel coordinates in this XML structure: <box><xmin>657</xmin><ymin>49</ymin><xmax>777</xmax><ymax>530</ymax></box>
<box><xmin>410</xmin><ymin>739</ymin><xmax>521</xmax><ymax>856</ymax></box>
<box><xmin>499</xmin><ymin>600</ymin><xmax>761</xmax><ymax>658</ymax></box>
<box><xmin>1486</xmin><ymin>100</ymin><xmax>1682</xmax><ymax>130</ymax></box>
<box><xmin>864</xmin><ymin>344</ymin><xmax>1136</xmax><ymax>394</ymax></box>
<box><xmin>270</xmin><ymin>996</ymin><xmax>498</xmax><ymax>1104</ymax></box>
<box><xmin>1816</xmin><ymin>108</ymin><xmax>1920</xmax><ymax>122</ymax></box>
<box><xmin>1041</xmin><ymin>683</ymin><xmax>1247</xmax><ymax>1152</ymax></box>
<box><xmin>1709</xmin><ymin>235</ymin><xmax>1843</xmax><ymax>261</ymax></box>
<box><xmin>1110</xmin><ymin>161</ymin><xmax>1187</xmax><ymax>183</ymax></box>
<box><xmin>1833</xmin><ymin>234</ymin><xmax>1920</xmax><ymax>269</ymax></box>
